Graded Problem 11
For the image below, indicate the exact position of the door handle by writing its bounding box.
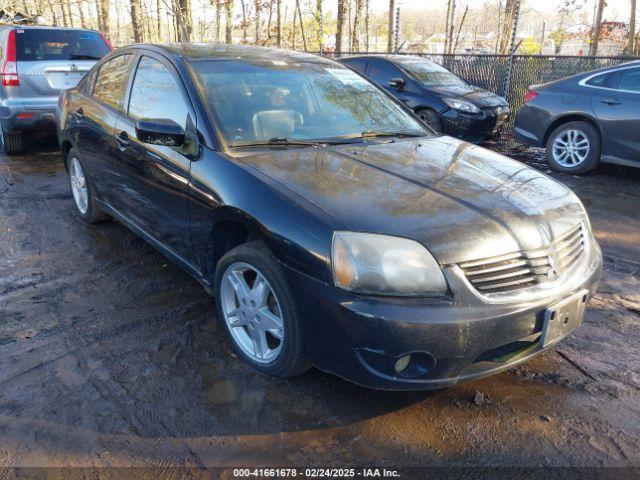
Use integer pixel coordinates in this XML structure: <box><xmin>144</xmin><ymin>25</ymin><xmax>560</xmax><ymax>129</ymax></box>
<box><xmin>116</xmin><ymin>131</ymin><xmax>130</xmax><ymax>150</ymax></box>
<box><xmin>601</xmin><ymin>98</ymin><xmax>621</xmax><ymax>105</ymax></box>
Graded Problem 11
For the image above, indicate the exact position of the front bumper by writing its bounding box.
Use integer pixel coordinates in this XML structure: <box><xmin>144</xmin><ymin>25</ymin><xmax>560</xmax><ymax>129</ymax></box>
<box><xmin>284</xmin><ymin>240</ymin><xmax>602</xmax><ymax>390</ymax></box>
<box><xmin>441</xmin><ymin>106</ymin><xmax>510</xmax><ymax>144</ymax></box>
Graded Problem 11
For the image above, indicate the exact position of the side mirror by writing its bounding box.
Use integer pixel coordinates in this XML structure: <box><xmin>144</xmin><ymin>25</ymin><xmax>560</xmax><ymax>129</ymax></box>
<box><xmin>389</xmin><ymin>77</ymin><xmax>405</xmax><ymax>90</ymax></box>
<box><xmin>135</xmin><ymin>118</ymin><xmax>185</xmax><ymax>147</ymax></box>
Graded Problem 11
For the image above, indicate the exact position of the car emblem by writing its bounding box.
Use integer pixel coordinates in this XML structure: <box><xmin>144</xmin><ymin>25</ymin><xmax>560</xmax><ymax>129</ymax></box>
<box><xmin>70</xmin><ymin>64</ymin><xmax>79</xmax><ymax>72</ymax></box>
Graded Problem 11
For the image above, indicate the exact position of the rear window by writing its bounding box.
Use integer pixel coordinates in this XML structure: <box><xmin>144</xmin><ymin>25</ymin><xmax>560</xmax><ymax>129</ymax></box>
<box><xmin>15</xmin><ymin>29</ymin><xmax>110</xmax><ymax>61</ymax></box>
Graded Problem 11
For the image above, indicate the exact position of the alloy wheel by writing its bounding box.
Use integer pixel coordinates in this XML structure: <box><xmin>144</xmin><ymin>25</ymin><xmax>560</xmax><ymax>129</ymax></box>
<box><xmin>69</xmin><ymin>157</ymin><xmax>89</xmax><ymax>214</ymax></box>
<box><xmin>220</xmin><ymin>262</ymin><xmax>284</xmax><ymax>364</ymax></box>
<box><xmin>552</xmin><ymin>129</ymin><xmax>590</xmax><ymax>167</ymax></box>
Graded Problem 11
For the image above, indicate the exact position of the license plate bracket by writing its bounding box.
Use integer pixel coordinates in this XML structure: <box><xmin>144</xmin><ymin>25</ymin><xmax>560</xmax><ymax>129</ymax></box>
<box><xmin>540</xmin><ymin>290</ymin><xmax>589</xmax><ymax>348</ymax></box>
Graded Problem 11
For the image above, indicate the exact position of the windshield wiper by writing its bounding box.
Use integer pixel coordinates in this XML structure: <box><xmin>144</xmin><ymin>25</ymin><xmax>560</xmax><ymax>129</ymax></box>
<box><xmin>231</xmin><ymin>137</ymin><xmax>361</xmax><ymax>148</ymax></box>
<box><xmin>360</xmin><ymin>130</ymin><xmax>425</xmax><ymax>139</ymax></box>
<box><xmin>68</xmin><ymin>54</ymin><xmax>102</xmax><ymax>60</ymax></box>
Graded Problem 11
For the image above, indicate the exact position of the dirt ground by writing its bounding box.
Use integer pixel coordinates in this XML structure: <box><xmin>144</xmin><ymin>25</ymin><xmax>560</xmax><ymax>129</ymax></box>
<box><xmin>0</xmin><ymin>137</ymin><xmax>639</xmax><ymax>476</ymax></box>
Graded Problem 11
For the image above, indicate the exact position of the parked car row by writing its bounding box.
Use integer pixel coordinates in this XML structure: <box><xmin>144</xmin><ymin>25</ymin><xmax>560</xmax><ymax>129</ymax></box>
<box><xmin>2</xmin><ymin>25</ymin><xmax>638</xmax><ymax>176</ymax></box>
<box><xmin>55</xmin><ymin>42</ymin><xmax>603</xmax><ymax>390</ymax></box>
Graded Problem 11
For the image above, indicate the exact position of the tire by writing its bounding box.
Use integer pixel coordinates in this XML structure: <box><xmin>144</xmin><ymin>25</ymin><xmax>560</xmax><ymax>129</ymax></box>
<box><xmin>67</xmin><ymin>148</ymin><xmax>110</xmax><ymax>224</ymax></box>
<box><xmin>416</xmin><ymin>108</ymin><xmax>443</xmax><ymax>133</ymax></box>
<box><xmin>215</xmin><ymin>241</ymin><xmax>310</xmax><ymax>378</ymax></box>
<box><xmin>1</xmin><ymin>130</ymin><xmax>24</xmax><ymax>154</ymax></box>
<box><xmin>545</xmin><ymin>121</ymin><xmax>601</xmax><ymax>174</ymax></box>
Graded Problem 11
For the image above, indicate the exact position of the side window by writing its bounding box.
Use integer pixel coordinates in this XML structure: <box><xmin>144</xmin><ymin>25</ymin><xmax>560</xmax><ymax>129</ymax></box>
<box><xmin>618</xmin><ymin>68</ymin><xmax>640</xmax><ymax>92</ymax></box>
<box><xmin>367</xmin><ymin>60</ymin><xmax>403</xmax><ymax>86</ymax></box>
<box><xmin>343</xmin><ymin>58</ymin><xmax>368</xmax><ymax>75</ymax></box>
<box><xmin>93</xmin><ymin>54</ymin><xmax>133</xmax><ymax>111</ymax></box>
<box><xmin>128</xmin><ymin>56</ymin><xmax>189</xmax><ymax>129</ymax></box>
<box><xmin>585</xmin><ymin>70</ymin><xmax>621</xmax><ymax>89</ymax></box>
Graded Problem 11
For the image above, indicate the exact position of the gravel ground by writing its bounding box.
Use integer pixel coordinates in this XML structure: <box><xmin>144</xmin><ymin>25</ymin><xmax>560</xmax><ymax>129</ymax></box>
<box><xmin>0</xmin><ymin>137</ymin><xmax>639</xmax><ymax>476</ymax></box>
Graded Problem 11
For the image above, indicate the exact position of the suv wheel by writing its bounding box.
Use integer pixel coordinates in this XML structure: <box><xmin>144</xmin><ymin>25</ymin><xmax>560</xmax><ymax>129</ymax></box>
<box><xmin>1</xmin><ymin>129</ymin><xmax>24</xmax><ymax>154</ymax></box>
<box><xmin>215</xmin><ymin>241</ymin><xmax>310</xmax><ymax>378</ymax></box>
<box><xmin>67</xmin><ymin>148</ymin><xmax>109</xmax><ymax>223</ymax></box>
<box><xmin>546</xmin><ymin>121</ymin><xmax>600</xmax><ymax>174</ymax></box>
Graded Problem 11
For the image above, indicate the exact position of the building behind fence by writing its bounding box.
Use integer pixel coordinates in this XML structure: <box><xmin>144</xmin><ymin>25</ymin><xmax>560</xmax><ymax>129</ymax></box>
<box><xmin>319</xmin><ymin>52</ymin><xmax>639</xmax><ymax>139</ymax></box>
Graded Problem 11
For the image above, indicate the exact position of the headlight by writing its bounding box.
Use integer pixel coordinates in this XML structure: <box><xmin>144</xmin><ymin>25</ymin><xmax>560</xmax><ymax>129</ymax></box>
<box><xmin>331</xmin><ymin>232</ymin><xmax>448</xmax><ymax>296</ymax></box>
<box><xmin>443</xmin><ymin>97</ymin><xmax>481</xmax><ymax>114</ymax></box>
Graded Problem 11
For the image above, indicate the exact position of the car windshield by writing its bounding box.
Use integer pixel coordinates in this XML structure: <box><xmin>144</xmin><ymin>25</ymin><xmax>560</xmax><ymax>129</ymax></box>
<box><xmin>190</xmin><ymin>58</ymin><xmax>429</xmax><ymax>145</ymax></box>
<box><xmin>397</xmin><ymin>58</ymin><xmax>467</xmax><ymax>87</ymax></box>
<box><xmin>15</xmin><ymin>29</ymin><xmax>110</xmax><ymax>61</ymax></box>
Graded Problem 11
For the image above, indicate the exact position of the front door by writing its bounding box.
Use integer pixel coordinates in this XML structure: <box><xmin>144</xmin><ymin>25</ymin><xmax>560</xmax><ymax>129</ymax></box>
<box><xmin>111</xmin><ymin>54</ymin><xmax>196</xmax><ymax>264</ymax></box>
<box><xmin>590</xmin><ymin>66</ymin><xmax>640</xmax><ymax>162</ymax></box>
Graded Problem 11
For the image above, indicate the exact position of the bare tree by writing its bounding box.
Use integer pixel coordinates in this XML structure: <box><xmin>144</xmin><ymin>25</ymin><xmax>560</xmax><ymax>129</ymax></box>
<box><xmin>352</xmin><ymin>0</ymin><xmax>364</xmax><ymax>51</ymax></box>
<box><xmin>276</xmin><ymin>0</ymin><xmax>282</xmax><ymax>46</ymax></box>
<box><xmin>628</xmin><ymin>0</ymin><xmax>636</xmax><ymax>54</ymax></box>
<box><xmin>590</xmin><ymin>0</ymin><xmax>605</xmax><ymax>55</ymax></box>
<box><xmin>214</xmin><ymin>0</ymin><xmax>222</xmax><ymax>42</ymax></box>
<box><xmin>453</xmin><ymin>4</ymin><xmax>469</xmax><ymax>52</ymax></box>
<box><xmin>254</xmin><ymin>0</ymin><xmax>260</xmax><ymax>44</ymax></box>
<box><xmin>498</xmin><ymin>0</ymin><xmax>517</xmax><ymax>54</ymax></box>
<box><xmin>225</xmin><ymin>0</ymin><xmax>233</xmax><ymax>43</ymax></box>
<box><xmin>157</xmin><ymin>0</ymin><xmax>162</xmax><ymax>41</ymax></box>
<box><xmin>364</xmin><ymin>0</ymin><xmax>370</xmax><ymax>51</ymax></box>
<box><xmin>130</xmin><ymin>0</ymin><xmax>144</xmax><ymax>42</ymax></box>
<box><xmin>336</xmin><ymin>0</ymin><xmax>347</xmax><ymax>53</ymax></box>
<box><xmin>240</xmin><ymin>0</ymin><xmax>248</xmax><ymax>43</ymax></box>
<box><xmin>315</xmin><ymin>0</ymin><xmax>322</xmax><ymax>51</ymax></box>
<box><xmin>387</xmin><ymin>0</ymin><xmax>394</xmax><ymax>53</ymax></box>
<box><xmin>98</xmin><ymin>0</ymin><xmax>111</xmax><ymax>38</ymax></box>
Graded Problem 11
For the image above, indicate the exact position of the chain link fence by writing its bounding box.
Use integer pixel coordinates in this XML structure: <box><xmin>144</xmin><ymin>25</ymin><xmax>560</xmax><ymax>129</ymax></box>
<box><xmin>317</xmin><ymin>52</ymin><xmax>639</xmax><ymax>145</ymax></box>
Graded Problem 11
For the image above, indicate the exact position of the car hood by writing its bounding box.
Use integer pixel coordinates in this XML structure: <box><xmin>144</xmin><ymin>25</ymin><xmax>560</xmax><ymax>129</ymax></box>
<box><xmin>232</xmin><ymin>136</ymin><xmax>587</xmax><ymax>265</ymax></box>
<box><xmin>428</xmin><ymin>84</ymin><xmax>507</xmax><ymax>108</ymax></box>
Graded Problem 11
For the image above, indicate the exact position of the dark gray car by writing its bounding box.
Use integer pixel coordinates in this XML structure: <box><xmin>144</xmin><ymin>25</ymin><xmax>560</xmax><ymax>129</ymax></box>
<box><xmin>0</xmin><ymin>25</ymin><xmax>111</xmax><ymax>153</ymax></box>
<box><xmin>514</xmin><ymin>61</ymin><xmax>640</xmax><ymax>174</ymax></box>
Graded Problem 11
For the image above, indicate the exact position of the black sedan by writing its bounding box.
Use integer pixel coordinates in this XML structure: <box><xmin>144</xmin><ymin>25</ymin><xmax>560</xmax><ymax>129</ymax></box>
<box><xmin>57</xmin><ymin>44</ymin><xmax>602</xmax><ymax>390</ymax></box>
<box><xmin>514</xmin><ymin>61</ymin><xmax>640</xmax><ymax>174</ymax></box>
<box><xmin>338</xmin><ymin>55</ymin><xmax>510</xmax><ymax>143</ymax></box>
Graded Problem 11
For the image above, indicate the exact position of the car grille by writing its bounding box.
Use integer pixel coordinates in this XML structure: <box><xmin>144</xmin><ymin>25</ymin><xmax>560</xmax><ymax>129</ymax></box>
<box><xmin>458</xmin><ymin>224</ymin><xmax>586</xmax><ymax>294</ymax></box>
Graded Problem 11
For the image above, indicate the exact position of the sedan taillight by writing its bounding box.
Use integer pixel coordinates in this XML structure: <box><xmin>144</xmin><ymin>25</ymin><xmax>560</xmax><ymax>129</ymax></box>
<box><xmin>523</xmin><ymin>90</ymin><xmax>538</xmax><ymax>103</ymax></box>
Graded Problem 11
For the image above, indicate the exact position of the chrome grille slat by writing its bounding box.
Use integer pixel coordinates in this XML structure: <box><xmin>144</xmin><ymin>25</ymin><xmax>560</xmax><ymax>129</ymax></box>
<box><xmin>459</xmin><ymin>224</ymin><xmax>586</xmax><ymax>295</ymax></box>
<box><xmin>472</xmin><ymin>268</ymin><xmax>534</xmax><ymax>284</ymax></box>
<box><xmin>464</xmin><ymin>259</ymin><xmax>529</xmax><ymax>277</ymax></box>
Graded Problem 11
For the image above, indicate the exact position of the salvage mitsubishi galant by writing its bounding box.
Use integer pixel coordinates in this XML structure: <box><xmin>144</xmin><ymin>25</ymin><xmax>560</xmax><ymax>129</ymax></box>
<box><xmin>57</xmin><ymin>44</ymin><xmax>602</xmax><ymax>390</ymax></box>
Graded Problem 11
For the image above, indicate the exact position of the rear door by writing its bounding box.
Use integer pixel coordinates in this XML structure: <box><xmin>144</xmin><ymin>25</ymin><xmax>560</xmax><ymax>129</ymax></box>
<box><xmin>112</xmin><ymin>53</ymin><xmax>195</xmax><ymax>263</ymax></box>
<box><xmin>75</xmin><ymin>53</ymin><xmax>134</xmax><ymax>204</ymax></box>
<box><xmin>15</xmin><ymin>28</ymin><xmax>110</xmax><ymax>110</ymax></box>
<box><xmin>589</xmin><ymin>66</ymin><xmax>640</xmax><ymax>162</ymax></box>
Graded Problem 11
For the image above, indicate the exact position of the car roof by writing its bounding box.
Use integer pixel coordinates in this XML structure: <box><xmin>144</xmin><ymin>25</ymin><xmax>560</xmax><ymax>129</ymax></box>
<box><xmin>0</xmin><ymin>24</ymin><xmax>98</xmax><ymax>31</ymax></box>
<box><xmin>340</xmin><ymin>54</ymin><xmax>427</xmax><ymax>62</ymax></box>
<box><xmin>136</xmin><ymin>43</ymin><xmax>331</xmax><ymax>64</ymax></box>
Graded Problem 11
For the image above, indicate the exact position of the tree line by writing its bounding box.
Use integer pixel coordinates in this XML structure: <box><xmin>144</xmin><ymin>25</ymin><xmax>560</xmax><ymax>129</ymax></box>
<box><xmin>3</xmin><ymin>0</ymin><xmax>639</xmax><ymax>56</ymax></box>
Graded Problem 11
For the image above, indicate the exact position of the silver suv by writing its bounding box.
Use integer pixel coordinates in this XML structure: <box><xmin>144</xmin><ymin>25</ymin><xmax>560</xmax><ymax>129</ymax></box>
<box><xmin>0</xmin><ymin>25</ymin><xmax>111</xmax><ymax>153</ymax></box>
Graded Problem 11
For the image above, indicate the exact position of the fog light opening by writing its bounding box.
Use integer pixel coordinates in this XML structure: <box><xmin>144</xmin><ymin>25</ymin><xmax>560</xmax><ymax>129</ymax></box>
<box><xmin>394</xmin><ymin>354</ymin><xmax>411</xmax><ymax>374</ymax></box>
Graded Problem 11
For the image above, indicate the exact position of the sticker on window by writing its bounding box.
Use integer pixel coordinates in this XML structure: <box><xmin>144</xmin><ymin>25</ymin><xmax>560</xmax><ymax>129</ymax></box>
<box><xmin>325</xmin><ymin>68</ymin><xmax>368</xmax><ymax>86</ymax></box>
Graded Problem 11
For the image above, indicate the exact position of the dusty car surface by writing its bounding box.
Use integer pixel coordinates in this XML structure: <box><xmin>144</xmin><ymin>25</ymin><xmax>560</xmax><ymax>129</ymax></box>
<box><xmin>57</xmin><ymin>44</ymin><xmax>602</xmax><ymax>390</ymax></box>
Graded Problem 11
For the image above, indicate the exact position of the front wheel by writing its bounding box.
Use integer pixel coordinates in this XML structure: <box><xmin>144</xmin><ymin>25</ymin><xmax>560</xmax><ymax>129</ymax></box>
<box><xmin>215</xmin><ymin>241</ymin><xmax>310</xmax><ymax>378</ymax></box>
<box><xmin>545</xmin><ymin>121</ymin><xmax>601</xmax><ymax>174</ymax></box>
<box><xmin>416</xmin><ymin>108</ymin><xmax>443</xmax><ymax>133</ymax></box>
